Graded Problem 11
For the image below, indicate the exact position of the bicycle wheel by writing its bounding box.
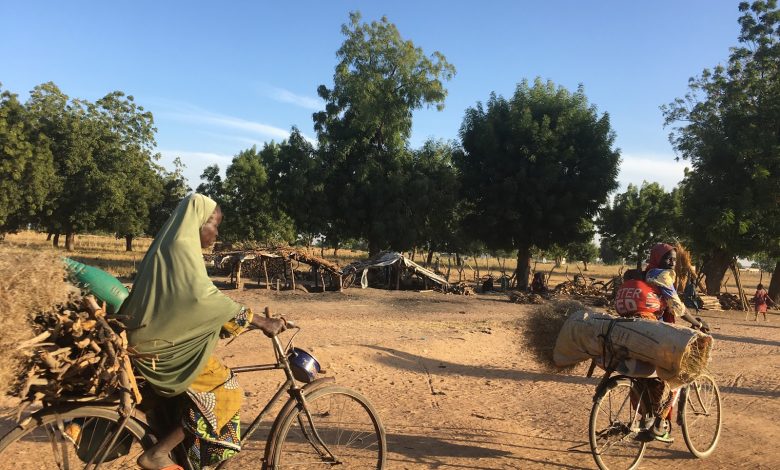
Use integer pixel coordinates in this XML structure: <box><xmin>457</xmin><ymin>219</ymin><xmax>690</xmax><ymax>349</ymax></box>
<box><xmin>589</xmin><ymin>379</ymin><xmax>648</xmax><ymax>470</ymax></box>
<box><xmin>0</xmin><ymin>405</ymin><xmax>153</xmax><ymax>469</ymax></box>
<box><xmin>269</xmin><ymin>385</ymin><xmax>386</xmax><ymax>469</ymax></box>
<box><xmin>680</xmin><ymin>374</ymin><xmax>722</xmax><ymax>458</ymax></box>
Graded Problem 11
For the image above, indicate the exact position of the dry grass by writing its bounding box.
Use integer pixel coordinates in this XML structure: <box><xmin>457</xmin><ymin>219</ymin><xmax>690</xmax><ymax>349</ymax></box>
<box><xmin>519</xmin><ymin>300</ymin><xmax>588</xmax><ymax>373</ymax></box>
<box><xmin>0</xmin><ymin>246</ymin><xmax>74</xmax><ymax>395</ymax></box>
<box><xmin>5</xmin><ymin>231</ymin><xmax>151</xmax><ymax>279</ymax></box>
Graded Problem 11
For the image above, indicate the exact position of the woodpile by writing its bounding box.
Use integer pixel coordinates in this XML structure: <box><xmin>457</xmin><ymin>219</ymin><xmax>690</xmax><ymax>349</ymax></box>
<box><xmin>14</xmin><ymin>295</ymin><xmax>139</xmax><ymax>418</ymax></box>
<box><xmin>450</xmin><ymin>282</ymin><xmax>475</xmax><ymax>295</ymax></box>
<box><xmin>718</xmin><ymin>293</ymin><xmax>750</xmax><ymax>311</ymax></box>
<box><xmin>508</xmin><ymin>291</ymin><xmax>545</xmax><ymax>304</ymax></box>
<box><xmin>0</xmin><ymin>248</ymin><xmax>139</xmax><ymax>420</ymax></box>
<box><xmin>553</xmin><ymin>280</ymin><xmax>611</xmax><ymax>307</ymax></box>
<box><xmin>697</xmin><ymin>295</ymin><xmax>722</xmax><ymax>311</ymax></box>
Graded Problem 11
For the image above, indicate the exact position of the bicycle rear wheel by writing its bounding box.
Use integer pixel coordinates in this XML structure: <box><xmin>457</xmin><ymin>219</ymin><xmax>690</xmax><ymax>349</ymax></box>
<box><xmin>269</xmin><ymin>385</ymin><xmax>386</xmax><ymax>469</ymax></box>
<box><xmin>680</xmin><ymin>374</ymin><xmax>722</xmax><ymax>458</ymax></box>
<box><xmin>589</xmin><ymin>378</ymin><xmax>648</xmax><ymax>470</ymax></box>
<box><xmin>0</xmin><ymin>405</ymin><xmax>153</xmax><ymax>469</ymax></box>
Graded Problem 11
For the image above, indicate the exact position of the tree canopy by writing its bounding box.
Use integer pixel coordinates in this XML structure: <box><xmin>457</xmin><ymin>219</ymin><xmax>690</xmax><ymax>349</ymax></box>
<box><xmin>456</xmin><ymin>78</ymin><xmax>620</xmax><ymax>288</ymax></box>
<box><xmin>662</xmin><ymin>0</ymin><xmax>780</xmax><ymax>295</ymax></box>
<box><xmin>313</xmin><ymin>12</ymin><xmax>455</xmax><ymax>255</ymax></box>
<box><xmin>598</xmin><ymin>182</ymin><xmax>681</xmax><ymax>268</ymax></box>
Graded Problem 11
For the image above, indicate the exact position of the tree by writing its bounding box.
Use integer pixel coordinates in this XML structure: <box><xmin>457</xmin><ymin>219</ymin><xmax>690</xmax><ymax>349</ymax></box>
<box><xmin>406</xmin><ymin>139</ymin><xmax>461</xmax><ymax>263</ymax></box>
<box><xmin>599</xmin><ymin>238</ymin><xmax>622</xmax><ymax>265</ymax></box>
<box><xmin>598</xmin><ymin>182</ymin><xmax>681</xmax><ymax>268</ymax></box>
<box><xmin>196</xmin><ymin>165</ymin><xmax>225</xmax><ymax>204</ymax></box>
<box><xmin>0</xmin><ymin>86</ymin><xmax>55</xmax><ymax>234</ymax></box>
<box><xmin>313</xmin><ymin>11</ymin><xmax>455</xmax><ymax>256</ymax></box>
<box><xmin>215</xmin><ymin>146</ymin><xmax>295</xmax><ymax>243</ymax></box>
<box><xmin>456</xmin><ymin>78</ymin><xmax>620</xmax><ymax>289</ymax></box>
<box><xmin>263</xmin><ymin>127</ymin><xmax>328</xmax><ymax>247</ymax></box>
<box><xmin>148</xmin><ymin>157</ymin><xmax>191</xmax><ymax>237</ymax></box>
<box><xmin>25</xmin><ymin>83</ymin><xmax>161</xmax><ymax>251</ymax></box>
<box><xmin>662</xmin><ymin>1</ymin><xmax>780</xmax><ymax>295</ymax></box>
<box><xmin>567</xmin><ymin>239</ymin><xmax>600</xmax><ymax>271</ymax></box>
<box><xmin>92</xmin><ymin>92</ymin><xmax>162</xmax><ymax>251</ymax></box>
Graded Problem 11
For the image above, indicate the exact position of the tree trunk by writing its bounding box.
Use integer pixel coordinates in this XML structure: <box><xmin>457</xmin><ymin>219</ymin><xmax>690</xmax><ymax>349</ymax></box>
<box><xmin>700</xmin><ymin>249</ymin><xmax>732</xmax><ymax>295</ymax></box>
<box><xmin>53</xmin><ymin>233</ymin><xmax>60</xmax><ymax>248</ymax></box>
<box><xmin>46</xmin><ymin>233</ymin><xmax>53</xmax><ymax>241</ymax></box>
<box><xmin>125</xmin><ymin>234</ymin><xmax>133</xmax><ymax>252</ymax></box>
<box><xmin>65</xmin><ymin>232</ymin><xmax>76</xmax><ymax>252</ymax></box>
<box><xmin>426</xmin><ymin>245</ymin><xmax>435</xmax><ymax>265</ymax></box>
<box><xmin>583</xmin><ymin>261</ymin><xmax>589</xmax><ymax>271</ymax></box>
<box><xmin>515</xmin><ymin>245</ymin><xmax>532</xmax><ymax>290</ymax></box>
<box><xmin>768</xmin><ymin>260</ymin><xmax>780</xmax><ymax>304</ymax></box>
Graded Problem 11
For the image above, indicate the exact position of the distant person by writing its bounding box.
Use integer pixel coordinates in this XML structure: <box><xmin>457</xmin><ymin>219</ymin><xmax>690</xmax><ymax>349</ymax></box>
<box><xmin>530</xmin><ymin>272</ymin><xmax>547</xmax><ymax>294</ymax></box>
<box><xmin>753</xmin><ymin>283</ymin><xmax>775</xmax><ymax>321</ymax></box>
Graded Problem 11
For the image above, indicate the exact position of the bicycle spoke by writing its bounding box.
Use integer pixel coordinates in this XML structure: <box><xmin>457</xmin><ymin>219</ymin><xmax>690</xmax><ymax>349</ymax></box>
<box><xmin>271</xmin><ymin>387</ymin><xmax>385</xmax><ymax>469</ymax></box>
<box><xmin>589</xmin><ymin>380</ymin><xmax>646</xmax><ymax>470</ymax></box>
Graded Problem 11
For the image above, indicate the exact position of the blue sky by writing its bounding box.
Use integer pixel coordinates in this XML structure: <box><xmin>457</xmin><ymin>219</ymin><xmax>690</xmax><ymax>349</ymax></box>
<box><xmin>1</xmin><ymin>1</ymin><xmax>742</xmax><ymax>193</ymax></box>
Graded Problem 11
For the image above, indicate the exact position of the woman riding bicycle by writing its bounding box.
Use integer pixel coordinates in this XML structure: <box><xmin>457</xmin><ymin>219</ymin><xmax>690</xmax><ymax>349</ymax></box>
<box><xmin>614</xmin><ymin>243</ymin><xmax>710</xmax><ymax>442</ymax></box>
<box><xmin>120</xmin><ymin>194</ymin><xmax>286</xmax><ymax>470</ymax></box>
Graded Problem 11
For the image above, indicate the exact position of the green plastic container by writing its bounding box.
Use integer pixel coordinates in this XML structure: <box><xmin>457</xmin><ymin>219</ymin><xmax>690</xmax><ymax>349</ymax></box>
<box><xmin>63</xmin><ymin>258</ymin><xmax>129</xmax><ymax>314</ymax></box>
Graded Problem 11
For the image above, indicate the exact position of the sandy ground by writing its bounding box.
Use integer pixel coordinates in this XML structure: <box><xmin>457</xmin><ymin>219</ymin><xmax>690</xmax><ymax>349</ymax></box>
<box><xmin>1</xmin><ymin>282</ymin><xmax>777</xmax><ymax>469</ymax></box>
<box><xmin>209</xmin><ymin>284</ymin><xmax>780</xmax><ymax>470</ymax></box>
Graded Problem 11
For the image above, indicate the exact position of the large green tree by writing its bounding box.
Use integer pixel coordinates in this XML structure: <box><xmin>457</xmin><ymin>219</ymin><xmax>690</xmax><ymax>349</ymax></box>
<box><xmin>25</xmin><ymin>83</ymin><xmax>161</xmax><ymax>250</ymax></box>
<box><xmin>313</xmin><ymin>12</ymin><xmax>455</xmax><ymax>255</ymax></box>
<box><xmin>598</xmin><ymin>182</ymin><xmax>681</xmax><ymax>269</ymax></box>
<box><xmin>148</xmin><ymin>157</ymin><xmax>191</xmax><ymax>237</ymax></box>
<box><xmin>262</xmin><ymin>127</ymin><xmax>328</xmax><ymax>246</ymax></box>
<box><xmin>406</xmin><ymin>139</ymin><xmax>461</xmax><ymax>263</ymax></box>
<box><xmin>202</xmin><ymin>146</ymin><xmax>295</xmax><ymax>243</ymax></box>
<box><xmin>0</xmin><ymin>86</ymin><xmax>56</xmax><ymax>234</ymax></box>
<box><xmin>662</xmin><ymin>0</ymin><xmax>780</xmax><ymax>297</ymax></box>
<box><xmin>456</xmin><ymin>78</ymin><xmax>620</xmax><ymax>289</ymax></box>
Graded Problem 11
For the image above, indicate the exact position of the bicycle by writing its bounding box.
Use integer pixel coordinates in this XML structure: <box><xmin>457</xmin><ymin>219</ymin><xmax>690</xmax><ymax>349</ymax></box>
<box><xmin>0</xmin><ymin>310</ymin><xmax>387</xmax><ymax>469</ymax></box>
<box><xmin>587</xmin><ymin>326</ymin><xmax>722</xmax><ymax>470</ymax></box>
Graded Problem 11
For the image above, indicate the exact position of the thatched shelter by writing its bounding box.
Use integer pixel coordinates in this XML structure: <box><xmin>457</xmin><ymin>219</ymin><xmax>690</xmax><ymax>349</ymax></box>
<box><xmin>341</xmin><ymin>251</ymin><xmax>451</xmax><ymax>292</ymax></box>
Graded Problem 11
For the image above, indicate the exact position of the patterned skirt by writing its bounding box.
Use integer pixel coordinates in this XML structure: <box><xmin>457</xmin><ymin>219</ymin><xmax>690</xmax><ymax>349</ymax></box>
<box><xmin>182</xmin><ymin>356</ymin><xmax>244</xmax><ymax>470</ymax></box>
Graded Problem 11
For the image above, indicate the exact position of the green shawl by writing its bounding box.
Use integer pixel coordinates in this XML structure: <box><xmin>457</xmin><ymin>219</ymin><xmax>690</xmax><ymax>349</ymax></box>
<box><xmin>123</xmin><ymin>194</ymin><xmax>242</xmax><ymax>397</ymax></box>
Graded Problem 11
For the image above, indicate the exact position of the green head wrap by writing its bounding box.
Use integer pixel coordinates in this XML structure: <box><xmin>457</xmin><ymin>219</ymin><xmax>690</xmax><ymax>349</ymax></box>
<box><xmin>123</xmin><ymin>194</ymin><xmax>242</xmax><ymax>396</ymax></box>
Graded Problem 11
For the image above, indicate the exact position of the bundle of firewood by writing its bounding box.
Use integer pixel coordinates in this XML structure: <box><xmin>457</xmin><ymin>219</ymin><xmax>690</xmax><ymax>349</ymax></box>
<box><xmin>553</xmin><ymin>280</ymin><xmax>611</xmax><ymax>306</ymax></box>
<box><xmin>508</xmin><ymin>291</ymin><xmax>545</xmax><ymax>304</ymax></box>
<box><xmin>718</xmin><ymin>293</ymin><xmax>749</xmax><ymax>311</ymax></box>
<box><xmin>15</xmin><ymin>295</ymin><xmax>139</xmax><ymax>415</ymax></box>
<box><xmin>450</xmin><ymin>282</ymin><xmax>475</xmax><ymax>295</ymax></box>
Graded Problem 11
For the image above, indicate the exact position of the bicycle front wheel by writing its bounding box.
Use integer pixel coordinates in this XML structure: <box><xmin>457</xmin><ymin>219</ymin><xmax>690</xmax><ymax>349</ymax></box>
<box><xmin>589</xmin><ymin>379</ymin><xmax>648</xmax><ymax>470</ymax></box>
<box><xmin>0</xmin><ymin>405</ymin><xmax>153</xmax><ymax>470</ymax></box>
<box><xmin>680</xmin><ymin>374</ymin><xmax>722</xmax><ymax>458</ymax></box>
<box><xmin>269</xmin><ymin>385</ymin><xmax>386</xmax><ymax>469</ymax></box>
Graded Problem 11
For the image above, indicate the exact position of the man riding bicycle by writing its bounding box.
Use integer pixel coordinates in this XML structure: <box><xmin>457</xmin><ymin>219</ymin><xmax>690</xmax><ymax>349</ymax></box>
<box><xmin>614</xmin><ymin>243</ymin><xmax>710</xmax><ymax>443</ymax></box>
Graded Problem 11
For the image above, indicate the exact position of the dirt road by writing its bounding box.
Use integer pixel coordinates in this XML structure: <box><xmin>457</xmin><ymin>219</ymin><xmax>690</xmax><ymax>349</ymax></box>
<box><xmin>0</xmin><ymin>284</ymin><xmax>776</xmax><ymax>469</ymax></box>
<box><xmin>217</xmin><ymin>286</ymin><xmax>779</xmax><ymax>469</ymax></box>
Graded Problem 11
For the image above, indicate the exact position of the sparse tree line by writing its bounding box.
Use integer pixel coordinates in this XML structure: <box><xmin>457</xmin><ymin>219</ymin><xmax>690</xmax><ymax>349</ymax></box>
<box><xmin>1</xmin><ymin>3</ymin><xmax>778</xmax><ymax>298</ymax></box>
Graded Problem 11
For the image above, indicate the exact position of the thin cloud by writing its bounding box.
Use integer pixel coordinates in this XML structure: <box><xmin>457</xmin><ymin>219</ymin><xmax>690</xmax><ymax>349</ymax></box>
<box><xmin>159</xmin><ymin>149</ymin><xmax>233</xmax><ymax>165</ymax></box>
<box><xmin>153</xmin><ymin>99</ymin><xmax>291</xmax><ymax>140</ymax></box>
<box><xmin>266</xmin><ymin>85</ymin><xmax>323</xmax><ymax>111</ymax></box>
<box><xmin>618</xmin><ymin>153</ymin><xmax>688</xmax><ymax>191</ymax></box>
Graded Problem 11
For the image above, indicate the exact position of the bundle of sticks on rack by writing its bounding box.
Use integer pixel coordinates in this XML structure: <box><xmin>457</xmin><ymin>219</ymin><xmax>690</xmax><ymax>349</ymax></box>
<box><xmin>14</xmin><ymin>295</ymin><xmax>139</xmax><ymax>419</ymax></box>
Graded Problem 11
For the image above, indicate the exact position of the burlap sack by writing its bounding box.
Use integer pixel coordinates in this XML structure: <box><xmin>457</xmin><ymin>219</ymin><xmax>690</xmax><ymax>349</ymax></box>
<box><xmin>553</xmin><ymin>310</ymin><xmax>713</xmax><ymax>386</ymax></box>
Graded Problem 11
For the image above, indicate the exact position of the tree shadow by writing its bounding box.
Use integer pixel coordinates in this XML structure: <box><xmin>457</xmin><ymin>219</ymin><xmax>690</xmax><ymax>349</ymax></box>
<box><xmin>363</xmin><ymin>345</ymin><xmax>597</xmax><ymax>386</ymax></box>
